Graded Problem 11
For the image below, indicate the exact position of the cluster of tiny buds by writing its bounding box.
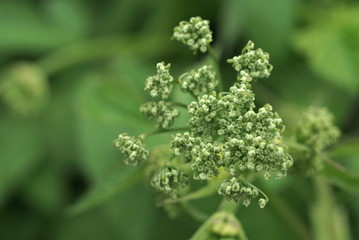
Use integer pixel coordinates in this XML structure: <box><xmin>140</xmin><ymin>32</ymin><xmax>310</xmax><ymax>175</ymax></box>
<box><xmin>296</xmin><ymin>107</ymin><xmax>340</xmax><ymax>151</ymax></box>
<box><xmin>114</xmin><ymin>16</ymin><xmax>293</xmax><ymax>209</ymax></box>
<box><xmin>144</xmin><ymin>62</ymin><xmax>173</xmax><ymax>99</ymax></box>
<box><xmin>218</xmin><ymin>177</ymin><xmax>268</xmax><ymax>208</ymax></box>
<box><xmin>228</xmin><ymin>40</ymin><xmax>273</xmax><ymax>82</ymax></box>
<box><xmin>173</xmin><ymin>16</ymin><xmax>213</xmax><ymax>54</ymax></box>
<box><xmin>179</xmin><ymin>65</ymin><xmax>218</xmax><ymax>97</ymax></box>
<box><xmin>150</xmin><ymin>166</ymin><xmax>188</xmax><ymax>198</ymax></box>
<box><xmin>114</xmin><ymin>133</ymin><xmax>149</xmax><ymax>166</ymax></box>
<box><xmin>140</xmin><ymin>101</ymin><xmax>179</xmax><ymax>129</ymax></box>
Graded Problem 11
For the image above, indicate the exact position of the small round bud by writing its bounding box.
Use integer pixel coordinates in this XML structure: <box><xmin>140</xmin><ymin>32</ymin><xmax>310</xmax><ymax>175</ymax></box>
<box><xmin>258</xmin><ymin>198</ymin><xmax>268</xmax><ymax>208</ymax></box>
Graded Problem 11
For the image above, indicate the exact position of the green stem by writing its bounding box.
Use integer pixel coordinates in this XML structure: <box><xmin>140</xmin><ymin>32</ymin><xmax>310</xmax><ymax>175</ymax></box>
<box><xmin>218</xmin><ymin>198</ymin><xmax>239</xmax><ymax>213</ymax></box>
<box><xmin>140</xmin><ymin>126</ymin><xmax>190</xmax><ymax>138</ymax></box>
<box><xmin>181</xmin><ymin>202</ymin><xmax>209</xmax><ymax>222</ymax></box>
<box><xmin>170</xmin><ymin>101</ymin><xmax>188</xmax><ymax>109</ymax></box>
<box><xmin>207</xmin><ymin>45</ymin><xmax>223</xmax><ymax>93</ymax></box>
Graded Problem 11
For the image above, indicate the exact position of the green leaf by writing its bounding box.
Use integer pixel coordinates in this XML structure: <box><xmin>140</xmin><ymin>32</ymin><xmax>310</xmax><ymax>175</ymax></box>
<box><xmin>293</xmin><ymin>6</ymin><xmax>359</xmax><ymax>94</ymax></box>
<box><xmin>66</xmin><ymin>166</ymin><xmax>144</xmax><ymax>216</ymax></box>
<box><xmin>0</xmin><ymin>115</ymin><xmax>43</xmax><ymax>207</ymax></box>
<box><xmin>0</xmin><ymin>0</ymin><xmax>88</xmax><ymax>54</ymax></box>
<box><xmin>236</xmin><ymin>0</ymin><xmax>297</xmax><ymax>63</ymax></box>
<box><xmin>311</xmin><ymin>177</ymin><xmax>352</xmax><ymax>240</ymax></box>
<box><xmin>321</xmin><ymin>156</ymin><xmax>359</xmax><ymax>192</ymax></box>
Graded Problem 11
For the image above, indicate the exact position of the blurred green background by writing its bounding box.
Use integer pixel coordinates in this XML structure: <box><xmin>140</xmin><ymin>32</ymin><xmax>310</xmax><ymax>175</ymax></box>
<box><xmin>0</xmin><ymin>0</ymin><xmax>358</xmax><ymax>239</ymax></box>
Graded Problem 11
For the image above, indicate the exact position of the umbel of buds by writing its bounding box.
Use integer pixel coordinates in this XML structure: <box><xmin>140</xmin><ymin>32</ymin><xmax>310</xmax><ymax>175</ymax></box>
<box><xmin>114</xmin><ymin>133</ymin><xmax>149</xmax><ymax>166</ymax></box>
<box><xmin>145</xmin><ymin>62</ymin><xmax>173</xmax><ymax>99</ymax></box>
<box><xmin>151</xmin><ymin>167</ymin><xmax>188</xmax><ymax>198</ymax></box>
<box><xmin>140</xmin><ymin>101</ymin><xmax>179</xmax><ymax>129</ymax></box>
<box><xmin>114</xmin><ymin>16</ymin><xmax>294</xmax><ymax>208</ymax></box>
<box><xmin>296</xmin><ymin>107</ymin><xmax>340</xmax><ymax>151</ymax></box>
<box><xmin>173</xmin><ymin>16</ymin><xmax>213</xmax><ymax>54</ymax></box>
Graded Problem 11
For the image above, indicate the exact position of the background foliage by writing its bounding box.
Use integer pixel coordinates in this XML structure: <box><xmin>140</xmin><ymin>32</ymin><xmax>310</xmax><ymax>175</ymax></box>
<box><xmin>0</xmin><ymin>0</ymin><xmax>358</xmax><ymax>239</ymax></box>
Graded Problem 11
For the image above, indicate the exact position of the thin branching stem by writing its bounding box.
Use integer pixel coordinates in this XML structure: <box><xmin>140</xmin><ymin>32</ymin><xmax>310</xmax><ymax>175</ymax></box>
<box><xmin>207</xmin><ymin>45</ymin><xmax>223</xmax><ymax>92</ymax></box>
<box><xmin>140</xmin><ymin>126</ymin><xmax>190</xmax><ymax>138</ymax></box>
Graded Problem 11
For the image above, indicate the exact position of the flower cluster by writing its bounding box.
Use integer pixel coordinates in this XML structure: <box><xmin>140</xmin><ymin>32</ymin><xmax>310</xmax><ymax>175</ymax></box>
<box><xmin>114</xmin><ymin>133</ymin><xmax>149</xmax><ymax>166</ymax></box>
<box><xmin>228</xmin><ymin>41</ymin><xmax>273</xmax><ymax>82</ymax></box>
<box><xmin>188</xmin><ymin>93</ymin><xmax>219</xmax><ymax>137</ymax></box>
<box><xmin>151</xmin><ymin>167</ymin><xmax>188</xmax><ymax>198</ymax></box>
<box><xmin>171</xmin><ymin>132</ymin><xmax>222</xmax><ymax>180</ymax></box>
<box><xmin>115</xmin><ymin>17</ymin><xmax>293</xmax><ymax>208</ymax></box>
<box><xmin>140</xmin><ymin>101</ymin><xmax>179</xmax><ymax>129</ymax></box>
<box><xmin>179</xmin><ymin>65</ymin><xmax>218</xmax><ymax>97</ymax></box>
<box><xmin>173</xmin><ymin>16</ymin><xmax>213</xmax><ymax>53</ymax></box>
<box><xmin>218</xmin><ymin>177</ymin><xmax>268</xmax><ymax>208</ymax></box>
<box><xmin>296</xmin><ymin>107</ymin><xmax>340</xmax><ymax>151</ymax></box>
<box><xmin>144</xmin><ymin>62</ymin><xmax>174</xmax><ymax>99</ymax></box>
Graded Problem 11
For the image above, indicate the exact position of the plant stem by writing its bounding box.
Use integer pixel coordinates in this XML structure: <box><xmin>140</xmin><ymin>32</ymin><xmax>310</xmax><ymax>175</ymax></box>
<box><xmin>207</xmin><ymin>45</ymin><xmax>223</xmax><ymax>92</ymax></box>
<box><xmin>181</xmin><ymin>202</ymin><xmax>209</xmax><ymax>223</ymax></box>
<box><xmin>170</xmin><ymin>101</ymin><xmax>188</xmax><ymax>109</ymax></box>
<box><xmin>141</xmin><ymin>126</ymin><xmax>190</xmax><ymax>138</ymax></box>
<box><xmin>218</xmin><ymin>198</ymin><xmax>239</xmax><ymax>213</ymax></box>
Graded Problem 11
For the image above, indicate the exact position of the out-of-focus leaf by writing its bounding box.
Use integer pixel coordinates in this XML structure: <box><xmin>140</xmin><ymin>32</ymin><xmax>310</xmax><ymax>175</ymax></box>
<box><xmin>321</xmin><ymin>156</ymin><xmax>359</xmax><ymax>192</ymax></box>
<box><xmin>0</xmin><ymin>115</ymin><xmax>43</xmax><ymax>207</ymax></box>
<box><xmin>329</xmin><ymin>139</ymin><xmax>359</xmax><ymax>163</ymax></box>
<box><xmin>73</xmin><ymin>59</ymin><xmax>152</xmax><ymax>180</ymax></box>
<box><xmin>66</xmin><ymin>166</ymin><xmax>143</xmax><ymax>216</ymax></box>
<box><xmin>294</xmin><ymin>6</ymin><xmax>359</xmax><ymax>94</ymax></box>
<box><xmin>236</xmin><ymin>0</ymin><xmax>297</xmax><ymax>63</ymax></box>
<box><xmin>21</xmin><ymin>161</ymin><xmax>69</xmax><ymax>216</ymax></box>
<box><xmin>311</xmin><ymin>177</ymin><xmax>352</xmax><ymax>240</ymax></box>
<box><xmin>218</xmin><ymin>0</ymin><xmax>244</xmax><ymax>52</ymax></box>
<box><xmin>0</xmin><ymin>0</ymin><xmax>89</xmax><ymax>54</ymax></box>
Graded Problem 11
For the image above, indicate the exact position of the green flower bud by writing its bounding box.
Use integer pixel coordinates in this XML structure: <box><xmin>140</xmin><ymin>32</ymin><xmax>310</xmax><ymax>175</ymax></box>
<box><xmin>228</xmin><ymin>41</ymin><xmax>273</xmax><ymax>82</ymax></box>
<box><xmin>296</xmin><ymin>107</ymin><xmax>340</xmax><ymax>151</ymax></box>
<box><xmin>140</xmin><ymin>101</ymin><xmax>179</xmax><ymax>129</ymax></box>
<box><xmin>0</xmin><ymin>62</ymin><xmax>48</xmax><ymax>115</ymax></box>
<box><xmin>173</xmin><ymin>16</ymin><xmax>213</xmax><ymax>54</ymax></box>
<box><xmin>145</xmin><ymin>62</ymin><xmax>173</xmax><ymax>99</ymax></box>
<box><xmin>151</xmin><ymin>166</ymin><xmax>188</xmax><ymax>198</ymax></box>
<box><xmin>114</xmin><ymin>133</ymin><xmax>149</xmax><ymax>166</ymax></box>
<box><xmin>179</xmin><ymin>65</ymin><xmax>218</xmax><ymax>97</ymax></box>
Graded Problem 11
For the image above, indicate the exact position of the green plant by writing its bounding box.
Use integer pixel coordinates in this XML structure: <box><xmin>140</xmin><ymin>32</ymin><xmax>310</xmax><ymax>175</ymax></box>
<box><xmin>69</xmin><ymin>16</ymin><xmax>359</xmax><ymax>240</ymax></box>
